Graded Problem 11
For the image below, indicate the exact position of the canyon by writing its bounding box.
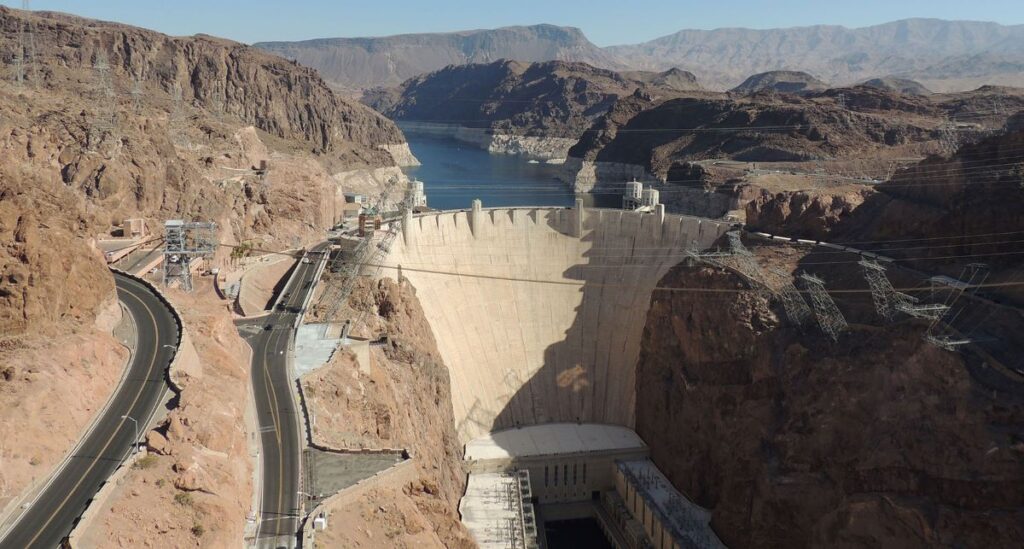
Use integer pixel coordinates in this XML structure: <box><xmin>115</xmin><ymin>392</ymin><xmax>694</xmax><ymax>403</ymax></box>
<box><xmin>1</xmin><ymin>4</ymin><xmax>1022</xmax><ymax>549</ymax></box>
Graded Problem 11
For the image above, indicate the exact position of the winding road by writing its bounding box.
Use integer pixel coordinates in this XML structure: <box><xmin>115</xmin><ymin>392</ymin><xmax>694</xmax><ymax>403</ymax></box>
<box><xmin>0</xmin><ymin>273</ymin><xmax>179</xmax><ymax>549</ymax></box>
<box><xmin>236</xmin><ymin>243</ymin><xmax>328</xmax><ymax>549</ymax></box>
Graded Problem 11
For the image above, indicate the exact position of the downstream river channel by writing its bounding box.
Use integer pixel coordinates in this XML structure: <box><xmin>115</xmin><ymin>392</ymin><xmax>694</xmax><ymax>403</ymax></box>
<box><xmin>401</xmin><ymin>133</ymin><xmax>618</xmax><ymax>210</ymax></box>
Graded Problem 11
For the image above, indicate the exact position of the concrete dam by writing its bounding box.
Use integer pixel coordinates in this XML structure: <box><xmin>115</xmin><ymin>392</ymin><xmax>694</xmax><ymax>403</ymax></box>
<box><xmin>388</xmin><ymin>202</ymin><xmax>733</xmax><ymax>443</ymax></box>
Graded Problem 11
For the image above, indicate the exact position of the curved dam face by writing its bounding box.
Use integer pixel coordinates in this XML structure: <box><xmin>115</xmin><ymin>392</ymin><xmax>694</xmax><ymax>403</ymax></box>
<box><xmin>385</xmin><ymin>205</ymin><xmax>731</xmax><ymax>442</ymax></box>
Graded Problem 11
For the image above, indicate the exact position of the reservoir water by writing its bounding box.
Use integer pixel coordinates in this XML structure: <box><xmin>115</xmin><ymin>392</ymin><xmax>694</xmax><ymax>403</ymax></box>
<box><xmin>401</xmin><ymin>133</ymin><xmax>618</xmax><ymax>210</ymax></box>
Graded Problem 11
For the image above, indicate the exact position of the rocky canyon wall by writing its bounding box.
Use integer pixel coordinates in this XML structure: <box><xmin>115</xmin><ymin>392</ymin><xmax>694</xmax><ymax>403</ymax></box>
<box><xmin>635</xmin><ymin>253</ymin><xmax>1024</xmax><ymax>548</ymax></box>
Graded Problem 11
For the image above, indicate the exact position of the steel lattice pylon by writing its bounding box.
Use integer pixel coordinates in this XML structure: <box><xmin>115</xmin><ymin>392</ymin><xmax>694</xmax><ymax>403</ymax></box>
<box><xmin>859</xmin><ymin>259</ymin><xmax>904</xmax><ymax>322</ymax></box>
<box><xmin>925</xmin><ymin>263</ymin><xmax>989</xmax><ymax>350</ymax></box>
<box><xmin>688</xmin><ymin>232</ymin><xmax>816</xmax><ymax>327</ymax></box>
<box><xmin>88</xmin><ymin>49</ymin><xmax>118</xmax><ymax>151</ymax></box>
<box><xmin>800</xmin><ymin>273</ymin><xmax>848</xmax><ymax>341</ymax></box>
<box><xmin>767</xmin><ymin>269</ymin><xmax>813</xmax><ymax>327</ymax></box>
<box><xmin>14</xmin><ymin>1</ymin><xmax>36</xmax><ymax>88</ymax></box>
<box><xmin>162</xmin><ymin>220</ymin><xmax>217</xmax><ymax>292</ymax></box>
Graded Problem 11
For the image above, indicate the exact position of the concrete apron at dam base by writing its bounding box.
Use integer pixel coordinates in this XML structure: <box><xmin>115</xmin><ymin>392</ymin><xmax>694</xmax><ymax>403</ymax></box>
<box><xmin>377</xmin><ymin>201</ymin><xmax>733</xmax><ymax>548</ymax></box>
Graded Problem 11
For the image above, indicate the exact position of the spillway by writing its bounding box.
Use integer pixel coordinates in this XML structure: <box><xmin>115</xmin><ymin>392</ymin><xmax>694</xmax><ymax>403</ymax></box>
<box><xmin>383</xmin><ymin>202</ymin><xmax>732</xmax><ymax>443</ymax></box>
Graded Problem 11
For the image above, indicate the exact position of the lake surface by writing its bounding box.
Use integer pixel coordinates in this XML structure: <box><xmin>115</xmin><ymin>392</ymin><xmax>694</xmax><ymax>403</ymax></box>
<box><xmin>402</xmin><ymin>133</ymin><xmax>618</xmax><ymax>210</ymax></box>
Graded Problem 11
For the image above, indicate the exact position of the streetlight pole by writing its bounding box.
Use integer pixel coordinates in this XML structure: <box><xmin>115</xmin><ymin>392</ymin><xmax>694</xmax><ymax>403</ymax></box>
<box><xmin>121</xmin><ymin>415</ymin><xmax>139</xmax><ymax>456</ymax></box>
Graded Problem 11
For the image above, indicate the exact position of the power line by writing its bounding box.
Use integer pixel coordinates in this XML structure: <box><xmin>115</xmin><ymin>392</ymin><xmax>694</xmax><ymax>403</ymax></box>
<box><xmin>349</xmin><ymin>261</ymin><xmax>1024</xmax><ymax>294</ymax></box>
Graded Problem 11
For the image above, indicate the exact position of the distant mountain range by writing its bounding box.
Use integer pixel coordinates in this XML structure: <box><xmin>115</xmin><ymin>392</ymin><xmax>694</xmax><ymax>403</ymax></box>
<box><xmin>255</xmin><ymin>19</ymin><xmax>1024</xmax><ymax>93</ymax></box>
<box><xmin>255</xmin><ymin>24</ymin><xmax>621</xmax><ymax>92</ymax></box>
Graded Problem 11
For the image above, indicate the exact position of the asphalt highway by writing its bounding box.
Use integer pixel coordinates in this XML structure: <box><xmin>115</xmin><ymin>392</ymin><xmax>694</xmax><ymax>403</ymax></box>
<box><xmin>236</xmin><ymin>243</ymin><xmax>328</xmax><ymax>549</ymax></box>
<box><xmin>0</xmin><ymin>273</ymin><xmax>178</xmax><ymax>549</ymax></box>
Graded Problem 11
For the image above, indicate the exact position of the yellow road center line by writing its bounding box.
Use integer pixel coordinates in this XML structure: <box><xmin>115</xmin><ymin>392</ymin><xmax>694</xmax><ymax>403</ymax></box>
<box><xmin>26</xmin><ymin>283</ymin><xmax>162</xmax><ymax>547</ymax></box>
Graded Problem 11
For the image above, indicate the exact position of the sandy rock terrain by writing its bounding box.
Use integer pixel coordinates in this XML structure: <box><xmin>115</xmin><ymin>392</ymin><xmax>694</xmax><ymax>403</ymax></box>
<box><xmin>0</xmin><ymin>314</ymin><xmax>127</xmax><ymax>518</ymax></box>
<box><xmin>314</xmin><ymin>487</ymin><xmax>446</xmax><ymax>548</ymax></box>
<box><xmin>301</xmin><ymin>277</ymin><xmax>473</xmax><ymax>548</ymax></box>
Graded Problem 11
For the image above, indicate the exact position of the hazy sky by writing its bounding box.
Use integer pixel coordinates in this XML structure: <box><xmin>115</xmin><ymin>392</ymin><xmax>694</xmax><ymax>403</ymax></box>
<box><xmin>5</xmin><ymin>0</ymin><xmax>1024</xmax><ymax>46</ymax></box>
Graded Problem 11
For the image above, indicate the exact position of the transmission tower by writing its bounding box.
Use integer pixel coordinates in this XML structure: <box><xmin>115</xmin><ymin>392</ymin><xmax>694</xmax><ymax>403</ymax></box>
<box><xmin>88</xmin><ymin>50</ymin><xmax>118</xmax><ymax>151</ymax></box>
<box><xmin>163</xmin><ymin>220</ymin><xmax>218</xmax><ymax>292</ymax></box>
<box><xmin>169</xmin><ymin>82</ymin><xmax>190</xmax><ymax>148</ymax></box>
<box><xmin>130</xmin><ymin>75</ymin><xmax>144</xmax><ymax>113</ymax></box>
<box><xmin>859</xmin><ymin>259</ymin><xmax>906</xmax><ymax>322</ymax></box>
<box><xmin>925</xmin><ymin>264</ymin><xmax>989</xmax><ymax>350</ymax></box>
<box><xmin>726</xmin><ymin>232</ymin><xmax>772</xmax><ymax>296</ymax></box>
<box><xmin>859</xmin><ymin>259</ymin><xmax>950</xmax><ymax>322</ymax></box>
<box><xmin>13</xmin><ymin>1</ymin><xmax>36</xmax><ymax>88</ymax></box>
<box><xmin>938</xmin><ymin>121</ymin><xmax>960</xmax><ymax>156</ymax></box>
<box><xmin>767</xmin><ymin>269</ymin><xmax>813</xmax><ymax>327</ymax></box>
<box><xmin>799</xmin><ymin>273</ymin><xmax>848</xmax><ymax>341</ymax></box>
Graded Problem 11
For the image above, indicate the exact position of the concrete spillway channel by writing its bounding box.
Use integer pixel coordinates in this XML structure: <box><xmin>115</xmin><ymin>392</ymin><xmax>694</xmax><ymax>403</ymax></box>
<box><xmin>0</xmin><ymin>273</ymin><xmax>180</xmax><ymax>549</ymax></box>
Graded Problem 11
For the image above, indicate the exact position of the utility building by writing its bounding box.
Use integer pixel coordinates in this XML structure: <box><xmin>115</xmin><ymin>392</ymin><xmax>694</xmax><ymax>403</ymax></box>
<box><xmin>410</xmin><ymin>179</ymin><xmax>428</xmax><ymax>210</ymax></box>
<box><xmin>623</xmin><ymin>180</ymin><xmax>661</xmax><ymax>212</ymax></box>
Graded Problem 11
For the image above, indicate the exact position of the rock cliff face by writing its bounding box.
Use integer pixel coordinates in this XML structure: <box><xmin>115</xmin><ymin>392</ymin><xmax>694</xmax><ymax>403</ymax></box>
<box><xmin>0</xmin><ymin>6</ymin><xmax>408</xmax><ymax>339</ymax></box>
<box><xmin>635</xmin><ymin>257</ymin><xmax>1024</xmax><ymax>548</ymax></box>
<box><xmin>744</xmin><ymin>186</ymin><xmax>875</xmax><ymax>240</ymax></box>
<box><xmin>370</xmin><ymin>60</ymin><xmax>700</xmax><ymax>160</ymax></box>
<box><xmin>1</xmin><ymin>8</ymin><xmax>405</xmax><ymax>163</ymax></box>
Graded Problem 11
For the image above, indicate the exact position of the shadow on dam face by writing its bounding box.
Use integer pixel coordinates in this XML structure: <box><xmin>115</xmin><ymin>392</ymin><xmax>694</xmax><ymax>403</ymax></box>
<box><xmin>384</xmin><ymin>205</ymin><xmax>732</xmax><ymax>445</ymax></box>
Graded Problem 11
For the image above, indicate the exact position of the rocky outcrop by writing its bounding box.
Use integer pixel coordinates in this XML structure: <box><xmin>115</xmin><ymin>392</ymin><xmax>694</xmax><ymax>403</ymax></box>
<box><xmin>744</xmin><ymin>186</ymin><xmax>875</xmax><ymax>240</ymax></box>
<box><xmin>861</xmin><ymin>77</ymin><xmax>933</xmax><ymax>96</ymax></box>
<box><xmin>635</xmin><ymin>257</ymin><xmax>1024</xmax><ymax>548</ymax></box>
<box><xmin>559</xmin><ymin>83</ymin><xmax>1022</xmax><ymax>199</ymax></box>
<box><xmin>0</xmin><ymin>6</ymin><xmax>410</xmax><ymax>338</ymax></box>
<box><xmin>255</xmin><ymin>24</ymin><xmax>624</xmax><ymax>92</ymax></box>
<box><xmin>302</xmin><ymin>277</ymin><xmax>472</xmax><ymax>547</ymax></box>
<box><xmin>621</xmin><ymin>67</ymin><xmax>703</xmax><ymax>92</ymax></box>
<box><xmin>731</xmin><ymin>71</ymin><xmax>829</xmax><ymax>96</ymax></box>
<box><xmin>0</xmin><ymin>8</ymin><xmax>410</xmax><ymax>544</ymax></box>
